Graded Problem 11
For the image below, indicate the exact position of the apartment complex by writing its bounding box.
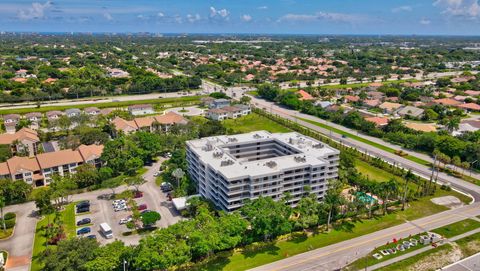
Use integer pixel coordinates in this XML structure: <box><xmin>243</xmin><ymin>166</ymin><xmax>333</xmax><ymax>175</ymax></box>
<box><xmin>186</xmin><ymin>131</ymin><xmax>339</xmax><ymax>211</ymax></box>
<box><xmin>0</xmin><ymin>128</ymin><xmax>40</xmax><ymax>157</ymax></box>
<box><xmin>111</xmin><ymin>111</ymin><xmax>188</xmax><ymax>134</ymax></box>
<box><xmin>0</xmin><ymin>144</ymin><xmax>103</xmax><ymax>187</ymax></box>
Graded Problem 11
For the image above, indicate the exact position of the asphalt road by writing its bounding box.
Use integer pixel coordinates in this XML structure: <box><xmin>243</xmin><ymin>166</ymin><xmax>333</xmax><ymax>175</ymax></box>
<box><xmin>443</xmin><ymin>252</ymin><xmax>480</xmax><ymax>271</ymax></box>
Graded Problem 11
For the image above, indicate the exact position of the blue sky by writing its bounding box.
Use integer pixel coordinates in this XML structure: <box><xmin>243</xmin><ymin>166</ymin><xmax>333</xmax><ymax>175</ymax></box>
<box><xmin>1</xmin><ymin>0</ymin><xmax>480</xmax><ymax>35</ymax></box>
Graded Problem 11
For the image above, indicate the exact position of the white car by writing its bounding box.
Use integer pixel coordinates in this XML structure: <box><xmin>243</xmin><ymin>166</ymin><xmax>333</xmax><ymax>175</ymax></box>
<box><xmin>119</xmin><ymin>217</ymin><xmax>132</xmax><ymax>225</ymax></box>
<box><xmin>372</xmin><ymin>253</ymin><xmax>383</xmax><ymax>260</ymax></box>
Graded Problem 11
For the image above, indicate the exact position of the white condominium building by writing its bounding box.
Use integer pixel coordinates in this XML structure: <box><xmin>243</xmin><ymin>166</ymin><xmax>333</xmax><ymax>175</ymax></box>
<box><xmin>186</xmin><ymin>131</ymin><xmax>340</xmax><ymax>211</ymax></box>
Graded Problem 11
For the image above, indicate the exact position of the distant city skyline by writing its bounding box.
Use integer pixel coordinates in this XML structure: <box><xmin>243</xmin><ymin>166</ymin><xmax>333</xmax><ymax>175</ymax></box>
<box><xmin>0</xmin><ymin>0</ymin><xmax>480</xmax><ymax>35</ymax></box>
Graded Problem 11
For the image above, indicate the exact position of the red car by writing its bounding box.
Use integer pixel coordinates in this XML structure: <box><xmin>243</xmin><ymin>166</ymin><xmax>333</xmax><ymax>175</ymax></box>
<box><xmin>137</xmin><ymin>204</ymin><xmax>147</xmax><ymax>211</ymax></box>
<box><xmin>134</xmin><ymin>191</ymin><xmax>143</xmax><ymax>198</ymax></box>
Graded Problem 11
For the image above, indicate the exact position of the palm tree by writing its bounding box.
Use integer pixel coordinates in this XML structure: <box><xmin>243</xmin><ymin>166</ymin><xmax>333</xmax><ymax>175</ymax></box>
<box><xmin>445</xmin><ymin>117</ymin><xmax>460</xmax><ymax>133</ymax></box>
<box><xmin>381</xmin><ymin>179</ymin><xmax>398</xmax><ymax>215</ymax></box>
<box><xmin>402</xmin><ymin>170</ymin><xmax>415</xmax><ymax>211</ymax></box>
<box><xmin>0</xmin><ymin>196</ymin><xmax>6</xmax><ymax>233</ymax></box>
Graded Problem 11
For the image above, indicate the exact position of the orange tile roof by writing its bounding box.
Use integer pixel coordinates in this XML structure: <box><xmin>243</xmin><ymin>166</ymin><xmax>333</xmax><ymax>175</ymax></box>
<box><xmin>365</xmin><ymin>116</ymin><xmax>389</xmax><ymax>126</ymax></box>
<box><xmin>297</xmin><ymin>90</ymin><xmax>314</xmax><ymax>101</ymax></box>
<box><xmin>153</xmin><ymin>112</ymin><xmax>187</xmax><ymax>125</ymax></box>
<box><xmin>12</xmin><ymin>78</ymin><xmax>27</xmax><ymax>83</ymax></box>
<box><xmin>78</xmin><ymin>144</ymin><xmax>104</xmax><ymax>161</ymax></box>
<box><xmin>465</xmin><ymin>90</ymin><xmax>480</xmax><ymax>96</ymax></box>
<box><xmin>0</xmin><ymin>128</ymin><xmax>39</xmax><ymax>145</ymax></box>
<box><xmin>112</xmin><ymin>117</ymin><xmax>138</xmax><ymax>131</ymax></box>
<box><xmin>0</xmin><ymin>162</ymin><xmax>10</xmax><ymax>175</ymax></box>
<box><xmin>134</xmin><ymin>116</ymin><xmax>154</xmax><ymax>128</ymax></box>
<box><xmin>458</xmin><ymin>103</ymin><xmax>480</xmax><ymax>111</ymax></box>
<box><xmin>379</xmin><ymin>102</ymin><xmax>402</xmax><ymax>111</ymax></box>
<box><xmin>433</xmin><ymin>98</ymin><xmax>462</xmax><ymax>106</ymax></box>
<box><xmin>344</xmin><ymin>95</ymin><xmax>360</xmax><ymax>102</ymax></box>
<box><xmin>6</xmin><ymin>156</ymin><xmax>40</xmax><ymax>173</ymax></box>
<box><xmin>36</xmin><ymin>149</ymin><xmax>83</xmax><ymax>169</ymax></box>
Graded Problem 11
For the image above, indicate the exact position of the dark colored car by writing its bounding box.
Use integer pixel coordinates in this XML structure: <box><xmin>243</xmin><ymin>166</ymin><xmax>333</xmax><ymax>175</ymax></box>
<box><xmin>86</xmin><ymin>234</ymin><xmax>96</xmax><ymax>239</ymax></box>
<box><xmin>137</xmin><ymin>204</ymin><xmax>147</xmax><ymax>211</ymax></box>
<box><xmin>140</xmin><ymin>210</ymin><xmax>151</xmax><ymax>215</ymax></box>
<box><xmin>134</xmin><ymin>191</ymin><xmax>144</xmax><ymax>198</ymax></box>
<box><xmin>77</xmin><ymin>227</ymin><xmax>91</xmax><ymax>235</ymax></box>
<box><xmin>76</xmin><ymin>218</ymin><xmax>91</xmax><ymax>226</ymax></box>
<box><xmin>76</xmin><ymin>201</ymin><xmax>90</xmax><ymax>208</ymax></box>
<box><xmin>76</xmin><ymin>206</ymin><xmax>90</xmax><ymax>213</ymax></box>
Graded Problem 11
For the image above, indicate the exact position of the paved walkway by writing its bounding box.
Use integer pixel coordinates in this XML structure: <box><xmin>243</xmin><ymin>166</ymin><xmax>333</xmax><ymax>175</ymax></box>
<box><xmin>443</xmin><ymin>252</ymin><xmax>480</xmax><ymax>271</ymax></box>
<box><xmin>368</xmin><ymin>227</ymin><xmax>480</xmax><ymax>270</ymax></box>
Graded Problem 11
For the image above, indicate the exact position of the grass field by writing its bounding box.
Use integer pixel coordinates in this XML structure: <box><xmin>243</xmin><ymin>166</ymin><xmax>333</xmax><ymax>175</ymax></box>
<box><xmin>31</xmin><ymin>202</ymin><xmax>77</xmax><ymax>271</ymax></box>
<box><xmin>346</xmin><ymin>218</ymin><xmax>480</xmax><ymax>270</ymax></box>
<box><xmin>195</xmin><ymin>161</ymin><xmax>469</xmax><ymax>271</ymax></box>
<box><xmin>299</xmin><ymin>117</ymin><xmax>430</xmax><ymax>166</ymax></box>
<box><xmin>0</xmin><ymin>95</ymin><xmax>203</xmax><ymax>115</ymax></box>
<box><xmin>223</xmin><ymin>113</ymin><xmax>291</xmax><ymax>134</ymax></box>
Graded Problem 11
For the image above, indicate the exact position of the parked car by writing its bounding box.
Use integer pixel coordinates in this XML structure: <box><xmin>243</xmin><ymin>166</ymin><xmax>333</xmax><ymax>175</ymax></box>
<box><xmin>76</xmin><ymin>206</ymin><xmax>90</xmax><ymax>213</ymax></box>
<box><xmin>76</xmin><ymin>201</ymin><xmax>90</xmax><ymax>208</ymax></box>
<box><xmin>137</xmin><ymin>204</ymin><xmax>147</xmax><ymax>211</ymax></box>
<box><xmin>86</xmin><ymin>235</ymin><xmax>96</xmax><ymax>239</ymax></box>
<box><xmin>161</xmin><ymin>182</ymin><xmax>172</xmax><ymax>192</ymax></box>
<box><xmin>76</xmin><ymin>218</ymin><xmax>91</xmax><ymax>226</ymax></box>
<box><xmin>134</xmin><ymin>191</ymin><xmax>144</xmax><ymax>198</ymax></box>
<box><xmin>119</xmin><ymin>217</ymin><xmax>133</xmax><ymax>225</ymax></box>
<box><xmin>77</xmin><ymin>227</ymin><xmax>91</xmax><ymax>235</ymax></box>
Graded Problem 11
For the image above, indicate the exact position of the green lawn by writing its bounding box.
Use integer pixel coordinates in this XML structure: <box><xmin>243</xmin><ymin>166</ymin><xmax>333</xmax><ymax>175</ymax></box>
<box><xmin>0</xmin><ymin>95</ymin><xmax>203</xmax><ymax>115</ymax></box>
<box><xmin>355</xmin><ymin>160</ymin><xmax>402</xmax><ymax>183</ymax></box>
<box><xmin>347</xmin><ymin>219</ymin><xmax>480</xmax><ymax>270</ymax></box>
<box><xmin>432</xmin><ymin>219</ymin><xmax>480</xmax><ymax>238</ymax></box>
<box><xmin>31</xmin><ymin>202</ymin><xmax>77</xmax><ymax>271</ymax></box>
<box><xmin>299</xmin><ymin>117</ymin><xmax>430</xmax><ymax>166</ymax></box>
<box><xmin>0</xmin><ymin>228</ymin><xmax>13</xmax><ymax>239</ymax></box>
<box><xmin>223</xmin><ymin>113</ymin><xmax>291</xmax><ymax>134</ymax></box>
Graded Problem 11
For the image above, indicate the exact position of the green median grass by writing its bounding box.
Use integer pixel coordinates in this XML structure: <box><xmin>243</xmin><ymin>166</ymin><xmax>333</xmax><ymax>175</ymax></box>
<box><xmin>346</xmin><ymin>218</ymin><xmax>480</xmax><ymax>270</ymax></box>
<box><xmin>299</xmin><ymin>117</ymin><xmax>430</xmax><ymax>166</ymax></box>
<box><xmin>0</xmin><ymin>95</ymin><xmax>203</xmax><ymax>115</ymax></box>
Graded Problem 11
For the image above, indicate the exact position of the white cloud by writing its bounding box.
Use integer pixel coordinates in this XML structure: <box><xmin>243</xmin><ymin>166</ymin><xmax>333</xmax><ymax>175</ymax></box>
<box><xmin>392</xmin><ymin>5</ymin><xmax>413</xmax><ymax>13</ymax></box>
<box><xmin>241</xmin><ymin>14</ymin><xmax>252</xmax><ymax>22</ymax></box>
<box><xmin>434</xmin><ymin>0</ymin><xmax>480</xmax><ymax>19</ymax></box>
<box><xmin>210</xmin><ymin>6</ymin><xmax>230</xmax><ymax>19</ymax></box>
<box><xmin>420</xmin><ymin>18</ymin><xmax>432</xmax><ymax>24</ymax></box>
<box><xmin>17</xmin><ymin>1</ymin><xmax>52</xmax><ymax>20</ymax></box>
<box><xmin>187</xmin><ymin>13</ymin><xmax>201</xmax><ymax>23</ymax></box>
<box><xmin>103</xmin><ymin>12</ymin><xmax>113</xmax><ymax>21</ymax></box>
<box><xmin>258</xmin><ymin>6</ymin><xmax>268</xmax><ymax>10</ymax></box>
<box><xmin>157</xmin><ymin>12</ymin><xmax>165</xmax><ymax>17</ymax></box>
<box><xmin>278</xmin><ymin>11</ymin><xmax>368</xmax><ymax>24</ymax></box>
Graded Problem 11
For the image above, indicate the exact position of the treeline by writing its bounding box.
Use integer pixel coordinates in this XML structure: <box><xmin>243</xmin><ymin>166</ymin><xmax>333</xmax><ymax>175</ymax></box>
<box><xmin>257</xmin><ymin>84</ymin><xmax>480</xmax><ymax>170</ymax></box>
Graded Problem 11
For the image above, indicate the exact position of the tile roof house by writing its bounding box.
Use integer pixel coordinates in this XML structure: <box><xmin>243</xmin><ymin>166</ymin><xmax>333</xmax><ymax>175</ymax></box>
<box><xmin>3</xmin><ymin>114</ymin><xmax>20</xmax><ymax>124</ymax></box>
<box><xmin>457</xmin><ymin>103</ymin><xmax>480</xmax><ymax>111</ymax></box>
<box><xmin>46</xmin><ymin>111</ymin><xmax>63</xmax><ymax>121</ymax></box>
<box><xmin>297</xmin><ymin>90</ymin><xmax>315</xmax><ymax>101</ymax></box>
<box><xmin>433</xmin><ymin>98</ymin><xmax>462</xmax><ymax>107</ymax></box>
<box><xmin>84</xmin><ymin>107</ymin><xmax>101</xmax><ymax>116</ymax></box>
<box><xmin>365</xmin><ymin>116</ymin><xmax>389</xmax><ymax>126</ymax></box>
<box><xmin>379</xmin><ymin>102</ymin><xmax>402</xmax><ymax>114</ymax></box>
<box><xmin>25</xmin><ymin>112</ymin><xmax>42</xmax><ymax>122</ymax></box>
<box><xmin>363</xmin><ymin>99</ymin><xmax>381</xmax><ymax>108</ymax></box>
<box><xmin>206</xmin><ymin>105</ymin><xmax>251</xmax><ymax>121</ymax></box>
<box><xmin>465</xmin><ymin>90</ymin><xmax>480</xmax><ymax>97</ymax></box>
<box><xmin>0</xmin><ymin>144</ymin><xmax>103</xmax><ymax>186</ymax></box>
<box><xmin>344</xmin><ymin>95</ymin><xmax>360</xmax><ymax>103</ymax></box>
<box><xmin>396</xmin><ymin>106</ymin><xmax>425</xmax><ymax>118</ymax></box>
<box><xmin>112</xmin><ymin>112</ymin><xmax>188</xmax><ymax>134</ymax></box>
<box><xmin>0</xmin><ymin>128</ymin><xmax>40</xmax><ymax>157</ymax></box>
<box><xmin>128</xmin><ymin>104</ymin><xmax>154</xmax><ymax>116</ymax></box>
<box><xmin>65</xmin><ymin>108</ymin><xmax>81</xmax><ymax>118</ymax></box>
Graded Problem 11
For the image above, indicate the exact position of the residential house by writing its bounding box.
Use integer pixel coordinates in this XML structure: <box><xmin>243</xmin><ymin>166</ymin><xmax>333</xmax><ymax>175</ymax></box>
<box><xmin>363</xmin><ymin>99</ymin><xmax>381</xmax><ymax>108</ymax></box>
<box><xmin>84</xmin><ymin>107</ymin><xmax>101</xmax><ymax>116</ymax></box>
<box><xmin>297</xmin><ymin>90</ymin><xmax>315</xmax><ymax>101</ymax></box>
<box><xmin>36</xmin><ymin>149</ymin><xmax>84</xmax><ymax>185</ymax></box>
<box><xmin>107</xmin><ymin>68</ymin><xmax>130</xmax><ymax>78</ymax></box>
<box><xmin>206</xmin><ymin>104</ymin><xmax>251</xmax><ymax>121</ymax></box>
<box><xmin>65</xmin><ymin>108</ymin><xmax>81</xmax><ymax>118</ymax></box>
<box><xmin>457</xmin><ymin>103</ymin><xmax>480</xmax><ymax>112</ymax></box>
<box><xmin>3</xmin><ymin>114</ymin><xmax>20</xmax><ymax>134</ymax></box>
<box><xmin>379</xmin><ymin>102</ymin><xmax>402</xmax><ymax>114</ymax></box>
<box><xmin>0</xmin><ymin>128</ymin><xmax>40</xmax><ymax>157</ymax></box>
<box><xmin>367</xmin><ymin>91</ymin><xmax>385</xmax><ymax>100</ymax></box>
<box><xmin>453</xmin><ymin>120</ymin><xmax>480</xmax><ymax>136</ymax></box>
<box><xmin>15</xmin><ymin>69</ymin><xmax>28</xmax><ymax>78</ymax></box>
<box><xmin>46</xmin><ymin>111</ymin><xmax>63</xmax><ymax>121</ymax></box>
<box><xmin>77</xmin><ymin>144</ymin><xmax>104</xmax><ymax>168</ymax></box>
<box><xmin>112</xmin><ymin>117</ymin><xmax>138</xmax><ymax>134</ymax></box>
<box><xmin>209</xmin><ymin>99</ymin><xmax>230</xmax><ymax>109</ymax></box>
<box><xmin>206</xmin><ymin>109</ymin><xmax>229</xmax><ymax>121</ymax></box>
<box><xmin>128</xmin><ymin>104</ymin><xmax>154</xmax><ymax>116</ymax></box>
<box><xmin>112</xmin><ymin>112</ymin><xmax>188</xmax><ymax>134</ymax></box>
<box><xmin>465</xmin><ymin>90</ymin><xmax>480</xmax><ymax>97</ymax></box>
<box><xmin>344</xmin><ymin>95</ymin><xmax>360</xmax><ymax>103</ymax></box>
<box><xmin>433</xmin><ymin>98</ymin><xmax>462</xmax><ymax>107</ymax></box>
<box><xmin>365</xmin><ymin>116</ymin><xmax>389</xmax><ymax>127</ymax></box>
<box><xmin>396</xmin><ymin>106</ymin><xmax>425</xmax><ymax>119</ymax></box>
<box><xmin>25</xmin><ymin>112</ymin><xmax>42</xmax><ymax>123</ymax></box>
<box><xmin>315</xmin><ymin>101</ymin><xmax>333</xmax><ymax>108</ymax></box>
<box><xmin>43</xmin><ymin>78</ymin><xmax>58</xmax><ymax>84</ymax></box>
<box><xmin>200</xmin><ymin>97</ymin><xmax>216</xmax><ymax>107</ymax></box>
<box><xmin>100</xmin><ymin>108</ymin><xmax>114</xmax><ymax>116</ymax></box>
<box><xmin>0</xmin><ymin>156</ymin><xmax>41</xmax><ymax>186</ymax></box>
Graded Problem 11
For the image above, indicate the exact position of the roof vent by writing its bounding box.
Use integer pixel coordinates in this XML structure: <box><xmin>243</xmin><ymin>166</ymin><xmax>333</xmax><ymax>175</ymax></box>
<box><xmin>265</xmin><ymin>161</ymin><xmax>277</xmax><ymax>168</ymax></box>
<box><xmin>213</xmin><ymin>152</ymin><xmax>223</xmax><ymax>158</ymax></box>
<box><xmin>294</xmin><ymin>156</ymin><xmax>307</xmax><ymax>163</ymax></box>
<box><xmin>220</xmin><ymin>160</ymin><xmax>234</xmax><ymax>167</ymax></box>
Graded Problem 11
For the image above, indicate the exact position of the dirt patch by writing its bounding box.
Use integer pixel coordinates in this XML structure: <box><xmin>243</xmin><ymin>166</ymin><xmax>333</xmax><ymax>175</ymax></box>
<box><xmin>430</xmin><ymin>196</ymin><xmax>463</xmax><ymax>209</ymax></box>
<box><xmin>409</xmin><ymin>243</ymin><xmax>463</xmax><ymax>271</ymax></box>
<box><xmin>461</xmin><ymin>239</ymin><xmax>480</xmax><ymax>256</ymax></box>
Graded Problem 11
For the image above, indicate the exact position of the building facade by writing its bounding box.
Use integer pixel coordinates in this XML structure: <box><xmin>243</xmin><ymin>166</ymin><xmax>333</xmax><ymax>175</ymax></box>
<box><xmin>186</xmin><ymin>131</ymin><xmax>339</xmax><ymax>211</ymax></box>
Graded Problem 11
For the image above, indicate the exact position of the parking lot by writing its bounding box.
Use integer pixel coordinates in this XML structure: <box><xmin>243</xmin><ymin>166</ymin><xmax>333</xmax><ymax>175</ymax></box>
<box><xmin>72</xmin><ymin>158</ymin><xmax>182</xmax><ymax>245</ymax></box>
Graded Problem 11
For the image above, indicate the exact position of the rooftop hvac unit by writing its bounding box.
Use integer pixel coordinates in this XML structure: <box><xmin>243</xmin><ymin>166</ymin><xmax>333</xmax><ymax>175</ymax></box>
<box><xmin>253</xmin><ymin>133</ymin><xmax>262</xmax><ymax>139</ymax></box>
<box><xmin>313</xmin><ymin>143</ymin><xmax>324</xmax><ymax>149</ymax></box>
<box><xmin>227</xmin><ymin>137</ymin><xmax>238</xmax><ymax>142</ymax></box>
<box><xmin>213</xmin><ymin>152</ymin><xmax>224</xmax><ymax>158</ymax></box>
<box><xmin>220</xmin><ymin>160</ymin><xmax>234</xmax><ymax>167</ymax></box>
<box><xmin>265</xmin><ymin>161</ymin><xmax>277</xmax><ymax>168</ymax></box>
<box><xmin>294</xmin><ymin>156</ymin><xmax>307</xmax><ymax>163</ymax></box>
<box><xmin>202</xmin><ymin>141</ymin><xmax>213</xmax><ymax>151</ymax></box>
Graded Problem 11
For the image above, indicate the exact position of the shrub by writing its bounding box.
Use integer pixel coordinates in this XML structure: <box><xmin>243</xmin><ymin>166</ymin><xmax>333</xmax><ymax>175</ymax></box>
<box><xmin>0</xmin><ymin>219</ymin><xmax>16</xmax><ymax>229</ymax></box>
<box><xmin>3</xmin><ymin>213</ymin><xmax>16</xmax><ymax>220</ymax></box>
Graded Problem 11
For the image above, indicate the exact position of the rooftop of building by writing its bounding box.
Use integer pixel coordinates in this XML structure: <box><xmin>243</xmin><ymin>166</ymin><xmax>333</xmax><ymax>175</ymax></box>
<box><xmin>186</xmin><ymin>131</ymin><xmax>339</xmax><ymax>179</ymax></box>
